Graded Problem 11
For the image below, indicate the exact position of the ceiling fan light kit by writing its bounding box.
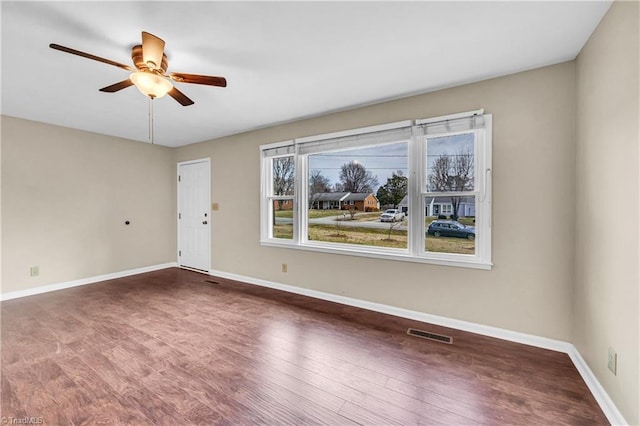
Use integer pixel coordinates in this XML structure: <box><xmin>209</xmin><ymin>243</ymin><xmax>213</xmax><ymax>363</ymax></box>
<box><xmin>129</xmin><ymin>71</ymin><xmax>173</xmax><ymax>99</ymax></box>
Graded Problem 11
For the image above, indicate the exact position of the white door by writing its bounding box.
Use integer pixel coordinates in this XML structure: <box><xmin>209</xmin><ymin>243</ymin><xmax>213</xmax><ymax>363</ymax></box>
<box><xmin>178</xmin><ymin>160</ymin><xmax>210</xmax><ymax>272</ymax></box>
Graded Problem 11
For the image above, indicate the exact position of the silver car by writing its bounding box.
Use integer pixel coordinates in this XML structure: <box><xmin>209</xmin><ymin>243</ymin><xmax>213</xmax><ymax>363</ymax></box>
<box><xmin>380</xmin><ymin>209</ymin><xmax>404</xmax><ymax>222</ymax></box>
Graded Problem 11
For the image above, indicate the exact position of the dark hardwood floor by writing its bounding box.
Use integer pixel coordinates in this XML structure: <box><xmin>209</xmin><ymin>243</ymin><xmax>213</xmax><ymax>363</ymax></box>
<box><xmin>1</xmin><ymin>268</ymin><xmax>607</xmax><ymax>425</ymax></box>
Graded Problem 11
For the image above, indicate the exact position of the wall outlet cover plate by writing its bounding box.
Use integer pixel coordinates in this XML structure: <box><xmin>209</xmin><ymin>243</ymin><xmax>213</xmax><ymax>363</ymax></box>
<box><xmin>607</xmin><ymin>347</ymin><xmax>617</xmax><ymax>375</ymax></box>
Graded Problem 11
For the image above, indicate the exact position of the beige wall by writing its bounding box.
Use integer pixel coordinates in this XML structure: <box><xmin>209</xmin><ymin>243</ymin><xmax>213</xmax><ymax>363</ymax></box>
<box><xmin>175</xmin><ymin>61</ymin><xmax>577</xmax><ymax>342</ymax></box>
<box><xmin>574</xmin><ymin>1</ymin><xmax>640</xmax><ymax>424</ymax></box>
<box><xmin>1</xmin><ymin>116</ymin><xmax>177</xmax><ymax>293</ymax></box>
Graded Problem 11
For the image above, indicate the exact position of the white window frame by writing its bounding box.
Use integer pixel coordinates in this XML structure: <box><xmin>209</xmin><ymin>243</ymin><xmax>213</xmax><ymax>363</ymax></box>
<box><xmin>260</xmin><ymin>111</ymin><xmax>492</xmax><ymax>270</ymax></box>
<box><xmin>260</xmin><ymin>140</ymin><xmax>297</xmax><ymax>242</ymax></box>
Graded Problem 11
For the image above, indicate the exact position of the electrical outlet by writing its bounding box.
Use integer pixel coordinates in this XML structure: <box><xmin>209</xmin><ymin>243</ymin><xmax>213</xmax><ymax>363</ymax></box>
<box><xmin>29</xmin><ymin>266</ymin><xmax>40</xmax><ymax>277</ymax></box>
<box><xmin>281</xmin><ymin>263</ymin><xmax>288</xmax><ymax>273</ymax></box>
<box><xmin>607</xmin><ymin>347</ymin><xmax>617</xmax><ymax>375</ymax></box>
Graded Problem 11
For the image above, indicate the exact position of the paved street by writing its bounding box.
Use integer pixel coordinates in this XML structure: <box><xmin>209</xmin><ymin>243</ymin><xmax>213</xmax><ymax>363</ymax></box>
<box><xmin>276</xmin><ymin>213</ymin><xmax>408</xmax><ymax>231</ymax></box>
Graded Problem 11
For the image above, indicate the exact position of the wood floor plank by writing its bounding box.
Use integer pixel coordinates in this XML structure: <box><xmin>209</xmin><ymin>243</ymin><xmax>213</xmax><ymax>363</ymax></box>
<box><xmin>145</xmin><ymin>359</ymin><xmax>252</xmax><ymax>421</ymax></box>
<box><xmin>385</xmin><ymin>375</ymin><xmax>546</xmax><ymax>425</ymax></box>
<box><xmin>0</xmin><ymin>268</ymin><xmax>609</xmax><ymax>425</ymax></box>
<box><xmin>121</xmin><ymin>384</ymin><xmax>187</xmax><ymax>425</ymax></box>
<box><xmin>198</xmin><ymin>344</ymin><xmax>349</xmax><ymax>414</ymax></box>
<box><xmin>1</xmin><ymin>371</ymin><xmax>27</xmax><ymax>420</ymax></box>
<box><xmin>338</xmin><ymin>400</ymin><xmax>407</xmax><ymax>426</ymax></box>
<box><xmin>75</xmin><ymin>347</ymin><xmax>149</xmax><ymax>396</ymax></box>
<box><xmin>75</xmin><ymin>396</ymin><xmax>153</xmax><ymax>425</ymax></box>
<box><xmin>2</xmin><ymin>361</ymin><xmax>74</xmax><ymax>425</ymax></box>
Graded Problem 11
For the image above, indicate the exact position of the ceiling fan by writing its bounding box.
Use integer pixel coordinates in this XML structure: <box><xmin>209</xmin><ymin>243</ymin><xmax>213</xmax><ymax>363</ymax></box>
<box><xmin>50</xmin><ymin>31</ymin><xmax>227</xmax><ymax>106</ymax></box>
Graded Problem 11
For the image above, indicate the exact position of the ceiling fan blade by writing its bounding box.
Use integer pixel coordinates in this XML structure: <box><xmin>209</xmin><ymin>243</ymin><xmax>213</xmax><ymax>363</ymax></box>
<box><xmin>141</xmin><ymin>31</ymin><xmax>165</xmax><ymax>72</ymax></box>
<box><xmin>99</xmin><ymin>79</ymin><xmax>134</xmax><ymax>93</ymax></box>
<box><xmin>168</xmin><ymin>87</ymin><xmax>195</xmax><ymax>106</ymax></box>
<box><xmin>170</xmin><ymin>73</ymin><xmax>227</xmax><ymax>87</ymax></box>
<box><xmin>49</xmin><ymin>43</ymin><xmax>132</xmax><ymax>71</ymax></box>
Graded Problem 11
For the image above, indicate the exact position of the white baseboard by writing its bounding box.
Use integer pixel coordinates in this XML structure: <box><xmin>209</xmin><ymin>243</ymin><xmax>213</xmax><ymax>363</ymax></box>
<box><xmin>0</xmin><ymin>262</ymin><xmax>178</xmax><ymax>301</ymax></box>
<box><xmin>568</xmin><ymin>347</ymin><xmax>628</xmax><ymax>425</ymax></box>
<box><xmin>209</xmin><ymin>268</ymin><xmax>627</xmax><ymax>426</ymax></box>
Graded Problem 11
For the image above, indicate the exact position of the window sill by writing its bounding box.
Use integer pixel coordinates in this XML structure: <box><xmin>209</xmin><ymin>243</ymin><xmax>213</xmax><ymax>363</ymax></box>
<box><xmin>260</xmin><ymin>239</ymin><xmax>492</xmax><ymax>270</ymax></box>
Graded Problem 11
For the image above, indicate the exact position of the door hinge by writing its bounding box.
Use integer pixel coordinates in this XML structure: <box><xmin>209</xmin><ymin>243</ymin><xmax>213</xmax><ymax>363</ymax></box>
<box><xmin>179</xmin><ymin>250</ymin><xmax>181</xmax><ymax>257</ymax></box>
<box><xmin>178</xmin><ymin>213</ymin><xmax>181</xmax><ymax>219</ymax></box>
<box><xmin>178</xmin><ymin>175</ymin><xmax>181</xmax><ymax>182</ymax></box>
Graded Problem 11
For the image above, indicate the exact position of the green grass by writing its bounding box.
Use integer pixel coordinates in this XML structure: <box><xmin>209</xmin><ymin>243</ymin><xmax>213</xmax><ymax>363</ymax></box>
<box><xmin>309</xmin><ymin>224</ymin><xmax>408</xmax><ymax>249</ymax></box>
<box><xmin>274</xmin><ymin>216</ymin><xmax>476</xmax><ymax>254</ymax></box>
<box><xmin>425</xmin><ymin>235</ymin><xmax>475</xmax><ymax>254</ymax></box>
<box><xmin>275</xmin><ymin>210</ymin><xmax>294</xmax><ymax>218</ymax></box>
<box><xmin>275</xmin><ymin>209</ymin><xmax>343</xmax><ymax>219</ymax></box>
<box><xmin>273</xmin><ymin>224</ymin><xmax>293</xmax><ymax>239</ymax></box>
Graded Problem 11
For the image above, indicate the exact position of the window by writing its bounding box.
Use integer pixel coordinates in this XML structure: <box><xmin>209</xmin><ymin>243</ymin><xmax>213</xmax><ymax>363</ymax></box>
<box><xmin>260</xmin><ymin>111</ymin><xmax>492</xmax><ymax>269</ymax></box>
<box><xmin>306</xmin><ymin>137</ymin><xmax>409</xmax><ymax>250</ymax></box>
<box><xmin>420</xmin><ymin>112</ymin><xmax>490</xmax><ymax>262</ymax></box>
<box><xmin>261</xmin><ymin>143</ymin><xmax>295</xmax><ymax>241</ymax></box>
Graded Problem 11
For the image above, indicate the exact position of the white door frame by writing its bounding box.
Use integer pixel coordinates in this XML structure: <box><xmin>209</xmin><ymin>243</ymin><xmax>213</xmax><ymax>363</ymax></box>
<box><xmin>177</xmin><ymin>158</ymin><xmax>211</xmax><ymax>272</ymax></box>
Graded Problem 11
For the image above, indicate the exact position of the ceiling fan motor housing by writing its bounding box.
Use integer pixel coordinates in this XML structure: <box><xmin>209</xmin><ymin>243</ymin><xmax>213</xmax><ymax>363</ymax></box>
<box><xmin>131</xmin><ymin>45</ymin><xmax>168</xmax><ymax>74</ymax></box>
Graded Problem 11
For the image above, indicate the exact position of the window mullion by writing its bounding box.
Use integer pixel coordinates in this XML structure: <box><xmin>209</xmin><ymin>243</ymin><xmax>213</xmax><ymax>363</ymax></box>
<box><xmin>408</xmin><ymin>125</ymin><xmax>424</xmax><ymax>255</ymax></box>
<box><xmin>295</xmin><ymin>151</ymin><xmax>306</xmax><ymax>245</ymax></box>
<box><xmin>260</xmin><ymin>154</ymin><xmax>269</xmax><ymax>241</ymax></box>
<box><xmin>478</xmin><ymin>116</ymin><xmax>492</xmax><ymax>262</ymax></box>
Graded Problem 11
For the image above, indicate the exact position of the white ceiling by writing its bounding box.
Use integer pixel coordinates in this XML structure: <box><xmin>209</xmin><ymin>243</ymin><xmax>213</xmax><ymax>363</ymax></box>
<box><xmin>1</xmin><ymin>1</ymin><xmax>611</xmax><ymax>148</ymax></box>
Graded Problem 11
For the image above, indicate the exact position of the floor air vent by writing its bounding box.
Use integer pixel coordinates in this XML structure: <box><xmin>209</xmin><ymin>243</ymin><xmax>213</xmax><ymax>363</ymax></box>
<box><xmin>407</xmin><ymin>328</ymin><xmax>453</xmax><ymax>344</ymax></box>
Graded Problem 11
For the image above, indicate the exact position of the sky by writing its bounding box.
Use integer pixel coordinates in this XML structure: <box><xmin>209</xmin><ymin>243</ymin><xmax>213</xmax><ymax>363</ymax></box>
<box><xmin>307</xmin><ymin>133</ymin><xmax>474</xmax><ymax>191</ymax></box>
<box><xmin>309</xmin><ymin>142</ymin><xmax>408</xmax><ymax>189</ymax></box>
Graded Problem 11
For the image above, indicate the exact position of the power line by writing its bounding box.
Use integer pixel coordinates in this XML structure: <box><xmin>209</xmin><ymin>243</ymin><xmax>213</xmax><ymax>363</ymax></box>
<box><xmin>312</xmin><ymin>154</ymin><xmax>408</xmax><ymax>157</ymax></box>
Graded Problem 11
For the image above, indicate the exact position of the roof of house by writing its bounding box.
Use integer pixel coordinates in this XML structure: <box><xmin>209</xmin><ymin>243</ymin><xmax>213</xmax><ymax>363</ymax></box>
<box><xmin>311</xmin><ymin>192</ymin><xmax>350</xmax><ymax>202</ymax></box>
<box><xmin>344</xmin><ymin>193</ymin><xmax>376</xmax><ymax>201</ymax></box>
<box><xmin>398</xmin><ymin>195</ymin><xmax>475</xmax><ymax>206</ymax></box>
<box><xmin>426</xmin><ymin>196</ymin><xmax>475</xmax><ymax>204</ymax></box>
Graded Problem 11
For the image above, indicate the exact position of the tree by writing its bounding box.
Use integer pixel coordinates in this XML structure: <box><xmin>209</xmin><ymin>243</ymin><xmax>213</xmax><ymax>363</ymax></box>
<box><xmin>428</xmin><ymin>149</ymin><xmax>473</xmax><ymax>220</ymax></box>
<box><xmin>376</xmin><ymin>171</ymin><xmax>408</xmax><ymax>208</ymax></box>
<box><xmin>339</xmin><ymin>161</ymin><xmax>379</xmax><ymax>193</ymax></box>
<box><xmin>308</xmin><ymin>169</ymin><xmax>331</xmax><ymax>208</ymax></box>
<box><xmin>272</xmin><ymin>156</ymin><xmax>294</xmax><ymax>223</ymax></box>
<box><xmin>385</xmin><ymin>220</ymin><xmax>402</xmax><ymax>241</ymax></box>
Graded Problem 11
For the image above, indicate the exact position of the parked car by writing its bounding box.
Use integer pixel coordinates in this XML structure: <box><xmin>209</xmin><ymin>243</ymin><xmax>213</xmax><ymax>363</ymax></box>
<box><xmin>427</xmin><ymin>220</ymin><xmax>475</xmax><ymax>240</ymax></box>
<box><xmin>380</xmin><ymin>209</ymin><xmax>405</xmax><ymax>222</ymax></box>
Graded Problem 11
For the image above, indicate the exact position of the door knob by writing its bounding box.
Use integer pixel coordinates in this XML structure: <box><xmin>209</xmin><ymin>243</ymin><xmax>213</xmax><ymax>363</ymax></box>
<box><xmin>202</xmin><ymin>221</ymin><xmax>208</xmax><ymax>225</ymax></box>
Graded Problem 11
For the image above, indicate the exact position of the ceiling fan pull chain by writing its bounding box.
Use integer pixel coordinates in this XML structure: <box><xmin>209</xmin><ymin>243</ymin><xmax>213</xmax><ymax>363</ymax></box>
<box><xmin>148</xmin><ymin>96</ymin><xmax>154</xmax><ymax>144</ymax></box>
